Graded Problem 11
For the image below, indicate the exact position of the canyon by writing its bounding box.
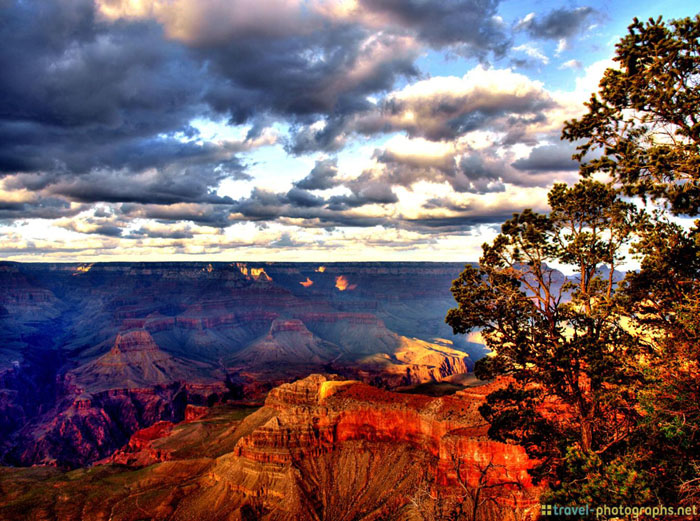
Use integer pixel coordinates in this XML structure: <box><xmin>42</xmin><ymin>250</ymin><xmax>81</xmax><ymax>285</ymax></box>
<box><xmin>0</xmin><ymin>262</ymin><xmax>483</xmax><ymax>467</ymax></box>
<box><xmin>0</xmin><ymin>262</ymin><xmax>549</xmax><ymax>519</ymax></box>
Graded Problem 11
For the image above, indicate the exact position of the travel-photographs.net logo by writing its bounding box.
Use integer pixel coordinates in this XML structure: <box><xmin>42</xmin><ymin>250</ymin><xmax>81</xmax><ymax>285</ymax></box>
<box><xmin>540</xmin><ymin>503</ymin><xmax>699</xmax><ymax>518</ymax></box>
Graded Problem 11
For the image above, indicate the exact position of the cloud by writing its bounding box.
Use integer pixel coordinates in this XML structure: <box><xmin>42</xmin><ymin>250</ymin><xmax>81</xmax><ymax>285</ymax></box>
<box><xmin>0</xmin><ymin>0</ymin><xmax>455</xmax><ymax>225</ymax></box>
<box><xmin>327</xmin><ymin>175</ymin><xmax>399</xmax><ymax>209</ymax></box>
<box><xmin>512</xmin><ymin>43</ymin><xmax>549</xmax><ymax>65</ymax></box>
<box><xmin>58</xmin><ymin>218</ymin><xmax>124</xmax><ymax>237</ymax></box>
<box><xmin>351</xmin><ymin>66</ymin><xmax>556</xmax><ymax>141</ymax></box>
<box><xmin>119</xmin><ymin>202</ymin><xmax>234</xmax><ymax>228</ymax></box>
<box><xmin>95</xmin><ymin>0</ymin><xmax>320</xmax><ymax>44</ymax></box>
<box><xmin>0</xmin><ymin>0</ymin><xmax>611</xmax><ymax>259</ymax></box>
<box><xmin>515</xmin><ymin>7</ymin><xmax>597</xmax><ymax>41</ymax></box>
<box><xmin>415</xmin><ymin>186</ymin><xmax>551</xmax><ymax>231</ymax></box>
<box><xmin>294</xmin><ymin>159</ymin><xmax>343</xmax><ymax>190</ymax></box>
<box><xmin>285</xmin><ymin>187</ymin><xmax>327</xmax><ymax>208</ymax></box>
<box><xmin>0</xmin><ymin>0</ymin><xmax>260</xmax><ymax>218</ymax></box>
<box><xmin>0</xmin><ymin>196</ymin><xmax>85</xmax><ymax>221</ymax></box>
<box><xmin>203</xmin><ymin>29</ymin><xmax>420</xmax><ymax>126</ymax></box>
<box><xmin>354</xmin><ymin>0</ymin><xmax>510</xmax><ymax>56</ymax></box>
<box><xmin>42</xmin><ymin>164</ymin><xmax>240</xmax><ymax>206</ymax></box>
<box><xmin>0</xmin><ymin>1</ymin><xmax>210</xmax><ymax>164</ymax></box>
<box><xmin>127</xmin><ymin>222</ymin><xmax>198</xmax><ymax>240</ymax></box>
<box><xmin>559</xmin><ymin>59</ymin><xmax>583</xmax><ymax>70</ymax></box>
<box><xmin>98</xmin><ymin>0</ymin><xmax>511</xmax><ymax>58</ymax></box>
<box><xmin>352</xmin><ymin>130</ymin><xmax>571</xmax><ymax>195</ymax></box>
<box><xmin>286</xmin><ymin>118</ymin><xmax>353</xmax><ymax>155</ymax></box>
<box><xmin>269</xmin><ymin>232</ymin><xmax>306</xmax><ymax>248</ymax></box>
<box><xmin>511</xmin><ymin>142</ymin><xmax>580</xmax><ymax>173</ymax></box>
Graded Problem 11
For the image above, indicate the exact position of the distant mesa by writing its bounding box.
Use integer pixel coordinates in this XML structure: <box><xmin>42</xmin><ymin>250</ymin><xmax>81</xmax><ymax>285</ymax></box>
<box><xmin>72</xmin><ymin>264</ymin><xmax>93</xmax><ymax>275</ymax></box>
<box><xmin>70</xmin><ymin>329</ymin><xmax>213</xmax><ymax>393</ymax></box>
<box><xmin>335</xmin><ymin>275</ymin><xmax>357</xmax><ymax>291</ymax></box>
<box><xmin>232</xmin><ymin>318</ymin><xmax>341</xmax><ymax>366</ymax></box>
<box><xmin>113</xmin><ymin>329</ymin><xmax>161</xmax><ymax>352</ymax></box>
<box><xmin>236</xmin><ymin>262</ymin><xmax>272</xmax><ymax>282</ymax></box>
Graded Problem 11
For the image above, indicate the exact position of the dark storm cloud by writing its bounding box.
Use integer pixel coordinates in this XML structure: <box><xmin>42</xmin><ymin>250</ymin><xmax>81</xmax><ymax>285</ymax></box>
<box><xmin>203</xmin><ymin>28</ymin><xmax>418</xmax><ymax>122</ymax></box>
<box><xmin>373</xmin><ymin>148</ymin><xmax>508</xmax><ymax>194</ymax></box>
<box><xmin>0</xmin><ymin>1</ymin><xmax>210</xmax><ymax>168</ymax></box>
<box><xmin>0</xmin><ymin>197</ymin><xmax>85</xmax><ymax>221</ymax></box>
<box><xmin>452</xmin><ymin>155</ymin><xmax>506</xmax><ymax>193</ymax></box>
<box><xmin>2</xmin><ymin>160</ymin><xmax>245</xmax><ymax>209</ymax></box>
<box><xmin>326</xmin><ymin>173</ymin><xmax>399</xmax><ymax>210</ymax></box>
<box><xmin>59</xmin><ymin>219</ymin><xmax>124</xmax><ymax>237</ymax></box>
<box><xmin>285</xmin><ymin>187</ymin><xmax>326</xmax><ymax>208</ymax></box>
<box><xmin>411</xmin><ymin>194</ymin><xmax>551</xmax><ymax>232</ymax></box>
<box><xmin>512</xmin><ymin>143</ymin><xmax>580</xmax><ymax>172</ymax></box>
<box><xmin>87</xmin><ymin>224</ymin><xmax>124</xmax><ymax>237</ymax></box>
<box><xmin>326</xmin><ymin>190</ymin><xmax>397</xmax><ymax>211</ymax></box>
<box><xmin>0</xmin><ymin>0</ymin><xmax>250</xmax><ymax>218</ymax></box>
<box><xmin>286</xmin><ymin>117</ymin><xmax>352</xmax><ymax>155</ymax></box>
<box><xmin>45</xmin><ymin>164</ymin><xmax>240</xmax><ymax>205</ymax></box>
<box><xmin>516</xmin><ymin>7</ymin><xmax>598</xmax><ymax>41</ymax></box>
<box><xmin>127</xmin><ymin>227</ymin><xmax>196</xmax><ymax>240</ymax></box>
<box><xmin>371</xmin><ymin>144</ymin><xmax>565</xmax><ymax>194</ymax></box>
<box><xmin>0</xmin><ymin>0</ymin><xmax>422</xmax><ymax>219</ymax></box>
<box><xmin>213</xmin><ymin>185</ymin><xmax>395</xmax><ymax>228</ymax></box>
<box><xmin>233</xmin><ymin>189</ymin><xmax>390</xmax><ymax>228</ymax></box>
<box><xmin>358</xmin><ymin>0</ymin><xmax>510</xmax><ymax>56</ymax></box>
<box><xmin>119</xmin><ymin>203</ymin><xmax>234</xmax><ymax>228</ymax></box>
<box><xmin>294</xmin><ymin>159</ymin><xmax>342</xmax><ymax>191</ymax></box>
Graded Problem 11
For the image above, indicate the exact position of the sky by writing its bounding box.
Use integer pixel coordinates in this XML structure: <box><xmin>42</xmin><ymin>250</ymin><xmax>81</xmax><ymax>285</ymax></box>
<box><xmin>0</xmin><ymin>0</ymin><xmax>697</xmax><ymax>262</ymax></box>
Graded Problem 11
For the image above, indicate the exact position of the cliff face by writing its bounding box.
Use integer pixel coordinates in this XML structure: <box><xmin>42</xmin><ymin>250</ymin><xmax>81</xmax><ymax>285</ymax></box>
<box><xmin>5</xmin><ymin>380</ymin><xmax>229</xmax><ymax>467</ymax></box>
<box><xmin>0</xmin><ymin>375</ymin><xmax>540</xmax><ymax>521</ymax></box>
<box><xmin>210</xmin><ymin>375</ymin><xmax>536</xmax><ymax>518</ymax></box>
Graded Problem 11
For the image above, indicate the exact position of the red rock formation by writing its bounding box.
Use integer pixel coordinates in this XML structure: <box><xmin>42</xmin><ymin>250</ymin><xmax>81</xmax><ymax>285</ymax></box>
<box><xmin>106</xmin><ymin>421</ymin><xmax>176</xmax><ymax>466</ymax></box>
<box><xmin>0</xmin><ymin>375</ymin><xmax>541</xmax><ymax>520</ymax></box>
<box><xmin>206</xmin><ymin>375</ymin><xmax>540</xmax><ymax>519</ymax></box>
<box><xmin>9</xmin><ymin>380</ymin><xmax>229</xmax><ymax>468</ymax></box>
<box><xmin>185</xmin><ymin>404</ymin><xmax>208</xmax><ymax>421</ymax></box>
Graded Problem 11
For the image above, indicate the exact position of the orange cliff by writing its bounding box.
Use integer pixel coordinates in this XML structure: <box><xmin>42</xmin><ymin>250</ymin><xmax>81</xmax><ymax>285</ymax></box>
<box><xmin>0</xmin><ymin>374</ymin><xmax>541</xmax><ymax>521</ymax></box>
<box><xmin>203</xmin><ymin>375</ymin><xmax>541</xmax><ymax>519</ymax></box>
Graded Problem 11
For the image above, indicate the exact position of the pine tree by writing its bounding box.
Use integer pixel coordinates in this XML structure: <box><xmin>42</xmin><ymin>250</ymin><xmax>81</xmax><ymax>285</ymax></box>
<box><xmin>448</xmin><ymin>15</ymin><xmax>700</xmax><ymax>509</ymax></box>
<box><xmin>447</xmin><ymin>181</ymin><xmax>646</xmax><ymax>504</ymax></box>
<box><xmin>564</xmin><ymin>15</ymin><xmax>700</xmax><ymax>507</ymax></box>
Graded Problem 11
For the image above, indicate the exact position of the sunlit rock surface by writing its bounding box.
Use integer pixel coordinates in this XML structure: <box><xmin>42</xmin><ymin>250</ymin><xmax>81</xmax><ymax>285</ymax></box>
<box><xmin>0</xmin><ymin>375</ymin><xmax>541</xmax><ymax>521</ymax></box>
